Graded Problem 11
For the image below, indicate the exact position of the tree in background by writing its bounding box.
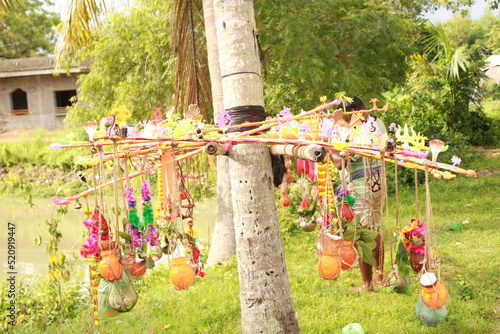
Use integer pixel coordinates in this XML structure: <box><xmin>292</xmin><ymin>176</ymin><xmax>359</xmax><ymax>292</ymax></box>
<box><xmin>202</xmin><ymin>0</ymin><xmax>236</xmax><ymax>267</ymax></box>
<box><xmin>255</xmin><ymin>0</ymin><xmax>423</xmax><ymax>113</ymax></box>
<box><xmin>382</xmin><ymin>22</ymin><xmax>494</xmax><ymax>147</ymax></box>
<box><xmin>0</xmin><ymin>0</ymin><xmax>60</xmax><ymax>59</ymax></box>
<box><xmin>441</xmin><ymin>11</ymin><xmax>499</xmax><ymax>52</ymax></box>
<box><xmin>64</xmin><ymin>2</ymin><xmax>175</xmax><ymax>130</ymax></box>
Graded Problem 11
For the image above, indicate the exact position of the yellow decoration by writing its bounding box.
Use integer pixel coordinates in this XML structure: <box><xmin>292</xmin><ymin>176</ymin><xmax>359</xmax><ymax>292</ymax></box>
<box><xmin>111</xmin><ymin>105</ymin><xmax>132</xmax><ymax>126</ymax></box>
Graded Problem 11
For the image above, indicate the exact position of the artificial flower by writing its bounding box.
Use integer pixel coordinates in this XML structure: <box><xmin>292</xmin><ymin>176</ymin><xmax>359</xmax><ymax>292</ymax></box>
<box><xmin>216</xmin><ymin>109</ymin><xmax>233</xmax><ymax>132</ymax></box>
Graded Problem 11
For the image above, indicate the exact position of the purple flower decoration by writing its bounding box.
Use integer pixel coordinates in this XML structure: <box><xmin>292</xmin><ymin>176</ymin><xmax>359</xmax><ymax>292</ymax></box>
<box><xmin>144</xmin><ymin>226</ymin><xmax>158</xmax><ymax>247</ymax></box>
<box><xmin>49</xmin><ymin>144</ymin><xmax>64</xmax><ymax>150</ymax></box>
<box><xmin>130</xmin><ymin>228</ymin><xmax>142</xmax><ymax>249</ymax></box>
<box><xmin>100</xmin><ymin>116</ymin><xmax>114</xmax><ymax>127</ymax></box>
<box><xmin>318</xmin><ymin>118</ymin><xmax>334</xmax><ymax>139</ymax></box>
<box><xmin>217</xmin><ymin>109</ymin><xmax>233</xmax><ymax>132</ymax></box>
<box><xmin>276</xmin><ymin>107</ymin><xmax>293</xmax><ymax>129</ymax></box>
<box><xmin>80</xmin><ymin>235</ymin><xmax>98</xmax><ymax>258</ymax></box>
<box><xmin>298</xmin><ymin>123</ymin><xmax>310</xmax><ymax>135</ymax></box>
<box><xmin>82</xmin><ymin>218</ymin><xmax>95</xmax><ymax>228</ymax></box>
<box><xmin>53</xmin><ymin>197</ymin><xmax>71</xmax><ymax>205</ymax></box>
<box><xmin>124</xmin><ymin>187</ymin><xmax>136</xmax><ymax>204</ymax></box>
<box><xmin>451</xmin><ymin>156</ymin><xmax>462</xmax><ymax>166</ymax></box>
<box><xmin>338</xmin><ymin>188</ymin><xmax>350</xmax><ymax>196</ymax></box>
<box><xmin>141</xmin><ymin>180</ymin><xmax>151</xmax><ymax>201</ymax></box>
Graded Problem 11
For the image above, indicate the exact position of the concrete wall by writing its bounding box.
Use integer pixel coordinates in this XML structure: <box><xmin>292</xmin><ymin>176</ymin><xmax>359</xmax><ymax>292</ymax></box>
<box><xmin>0</xmin><ymin>73</ymin><xmax>79</xmax><ymax>131</ymax></box>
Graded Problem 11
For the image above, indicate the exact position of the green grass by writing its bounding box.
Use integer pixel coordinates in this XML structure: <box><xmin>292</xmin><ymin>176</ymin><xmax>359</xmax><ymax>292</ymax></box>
<box><xmin>483</xmin><ymin>100</ymin><xmax>500</xmax><ymax>119</ymax></box>
<box><xmin>6</xmin><ymin>165</ymin><xmax>498</xmax><ymax>334</ymax></box>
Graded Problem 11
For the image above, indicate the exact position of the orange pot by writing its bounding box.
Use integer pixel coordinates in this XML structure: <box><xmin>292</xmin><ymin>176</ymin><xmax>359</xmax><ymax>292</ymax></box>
<box><xmin>420</xmin><ymin>282</ymin><xmax>448</xmax><ymax>310</ymax></box>
<box><xmin>130</xmin><ymin>261</ymin><xmax>147</xmax><ymax>277</ymax></box>
<box><xmin>318</xmin><ymin>251</ymin><xmax>341</xmax><ymax>280</ymax></box>
<box><xmin>169</xmin><ymin>257</ymin><xmax>195</xmax><ymax>290</ymax></box>
<box><xmin>340</xmin><ymin>241</ymin><xmax>358</xmax><ymax>270</ymax></box>
<box><xmin>98</xmin><ymin>249</ymin><xmax>123</xmax><ymax>282</ymax></box>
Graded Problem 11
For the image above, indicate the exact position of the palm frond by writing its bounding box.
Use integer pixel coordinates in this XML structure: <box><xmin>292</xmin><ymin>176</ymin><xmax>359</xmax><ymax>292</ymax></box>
<box><xmin>0</xmin><ymin>0</ymin><xmax>15</xmax><ymax>21</ymax></box>
<box><xmin>171</xmin><ymin>0</ymin><xmax>212</xmax><ymax>121</ymax></box>
<box><xmin>424</xmin><ymin>23</ymin><xmax>452</xmax><ymax>62</ymax></box>
<box><xmin>55</xmin><ymin>0</ymin><xmax>106</xmax><ymax>66</ymax></box>
<box><xmin>448</xmin><ymin>46</ymin><xmax>469</xmax><ymax>80</ymax></box>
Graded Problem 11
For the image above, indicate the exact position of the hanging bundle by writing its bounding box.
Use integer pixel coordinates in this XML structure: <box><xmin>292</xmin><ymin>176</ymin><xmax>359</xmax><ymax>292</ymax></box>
<box><xmin>400</xmin><ymin>219</ymin><xmax>427</xmax><ymax>273</ymax></box>
<box><xmin>415</xmin><ymin>167</ymin><xmax>448</xmax><ymax>327</ymax></box>
<box><xmin>317</xmin><ymin>232</ymin><xmax>342</xmax><ymax>280</ymax></box>
<box><xmin>108</xmin><ymin>268</ymin><xmax>139</xmax><ymax>312</ymax></box>
<box><xmin>339</xmin><ymin>240</ymin><xmax>359</xmax><ymax>271</ymax></box>
<box><xmin>169</xmin><ymin>256</ymin><xmax>195</xmax><ymax>289</ymax></box>
<box><xmin>416</xmin><ymin>273</ymin><xmax>448</xmax><ymax>327</ymax></box>
<box><xmin>98</xmin><ymin>249</ymin><xmax>123</xmax><ymax>282</ymax></box>
<box><xmin>124</xmin><ymin>186</ymin><xmax>143</xmax><ymax>254</ymax></box>
<box><xmin>279</xmin><ymin>157</ymin><xmax>293</xmax><ymax>207</ymax></box>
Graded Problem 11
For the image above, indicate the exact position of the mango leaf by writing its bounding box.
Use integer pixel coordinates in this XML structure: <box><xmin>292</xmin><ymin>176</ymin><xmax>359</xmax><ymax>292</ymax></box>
<box><xmin>119</xmin><ymin>231</ymin><xmax>132</xmax><ymax>242</ymax></box>
<box><xmin>356</xmin><ymin>240</ymin><xmax>376</xmax><ymax>266</ymax></box>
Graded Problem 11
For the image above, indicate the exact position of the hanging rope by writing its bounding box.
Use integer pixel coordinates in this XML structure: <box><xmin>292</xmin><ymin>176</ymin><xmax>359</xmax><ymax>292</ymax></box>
<box><xmin>112</xmin><ymin>140</ymin><xmax>121</xmax><ymax>249</ymax></box>
<box><xmin>394</xmin><ymin>163</ymin><xmax>400</xmax><ymax>228</ymax></box>
<box><xmin>415</xmin><ymin>169</ymin><xmax>419</xmax><ymax>220</ymax></box>
<box><xmin>424</xmin><ymin>169</ymin><xmax>439</xmax><ymax>276</ymax></box>
<box><xmin>381</xmin><ymin>152</ymin><xmax>394</xmax><ymax>271</ymax></box>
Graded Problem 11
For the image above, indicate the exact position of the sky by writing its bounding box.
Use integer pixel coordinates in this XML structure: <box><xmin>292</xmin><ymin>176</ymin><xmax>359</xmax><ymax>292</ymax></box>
<box><xmin>50</xmin><ymin>0</ymin><xmax>499</xmax><ymax>22</ymax></box>
<box><xmin>425</xmin><ymin>1</ymin><xmax>499</xmax><ymax>22</ymax></box>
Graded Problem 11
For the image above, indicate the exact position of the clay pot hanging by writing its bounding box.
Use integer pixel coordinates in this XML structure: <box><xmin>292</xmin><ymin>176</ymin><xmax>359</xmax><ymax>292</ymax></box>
<box><xmin>409</xmin><ymin>252</ymin><xmax>425</xmax><ymax>273</ymax></box>
<box><xmin>129</xmin><ymin>261</ymin><xmax>147</xmax><ymax>277</ymax></box>
<box><xmin>280</xmin><ymin>193</ymin><xmax>291</xmax><ymax>207</ymax></box>
<box><xmin>340</xmin><ymin>240</ymin><xmax>359</xmax><ymax>270</ymax></box>
<box><xmin>299</xmin><ymin>216</ymin><xmax>316</xmax><ymax>232</ymax></box>
<box><xmin>416</xmin><ymin>294</ymin><xmax>448</xmax><ymax>327</ymax></box>
<box><xmin>318</xmin><ymin>250</ymin><xmax>341</xmax><ymax>280</ymax></box>
<box><xmin>169</xmin><ymin>257</ymin><xmax>195</xmax><ymax>290</ymax></box>
<box><xmin>339</xmin><ymin>202</ymin><xmax>355</xmax><ymax>222</ymax></box>
<box><xmin>419</xmin><ymin>273</ymin><xmax>448</xmax><ymax>310</ymax></box>
<box><xmin>149</xmin><ymin>244</ymin><xmax>163</xmax><ymax>261</ymax></box>
<box><xmin>98</xmin><ymin>249</ymin><xmax>123</xmax><ymax>282</ymax></box>
<box><xmin>100</xmin><ymin>240</ymin><xmax>119</xmax><ymax>252</ymax></box>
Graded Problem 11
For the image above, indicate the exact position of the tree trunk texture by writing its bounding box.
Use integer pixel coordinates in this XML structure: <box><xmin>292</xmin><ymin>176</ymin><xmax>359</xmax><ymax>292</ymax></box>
<box><xmin>203</xmin><ymin>0</ymin><xmax>236</xmax><ymax>267</ymax></box>
<box><xmin>213</xmin><ymin>0</ymin><xmax>300</xmax><ymax>332</ymax></box>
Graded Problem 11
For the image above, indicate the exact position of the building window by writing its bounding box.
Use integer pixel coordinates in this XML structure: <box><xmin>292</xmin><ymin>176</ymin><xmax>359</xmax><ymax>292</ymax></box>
<box><xmin>11</xmin><ymin>88</ymin><xmax>28</xmax><ymax>114</ymax></box>
<box><xmin>55</xmin><ymin>90</ymin><xmax>77</xmax><ymax>108</ymax></box>
<box><xmin>54</xmin><ymin>90</ymin><xmax>77</xmax><ymax>117</ymax></box>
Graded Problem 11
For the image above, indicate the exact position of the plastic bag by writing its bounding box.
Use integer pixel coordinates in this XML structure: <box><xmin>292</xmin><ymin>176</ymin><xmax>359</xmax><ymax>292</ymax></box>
<box><xmin>97</xmin><ymin>279</ymin><xmax>120</xmax><ymax>321</ymax></box>
<box><xmin>108</xmin><ymin>267</ymin><xmax>138</xmax><ymax>312</ymax></box>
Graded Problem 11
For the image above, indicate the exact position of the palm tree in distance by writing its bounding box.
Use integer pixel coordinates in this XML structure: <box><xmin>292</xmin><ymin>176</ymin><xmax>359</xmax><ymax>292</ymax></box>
<box><xmin>56</xmin><ymin>0</ymin><xmax>211</xmax><ymax>120</ymax></box>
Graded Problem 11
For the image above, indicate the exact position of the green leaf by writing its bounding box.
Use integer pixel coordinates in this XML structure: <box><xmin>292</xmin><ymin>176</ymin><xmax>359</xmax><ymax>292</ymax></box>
<box><xmin>356</xmin><ymin>241</ymin><xmax>376</xmax><ymax>266</ymax></box>
<box><xmin>119</xmin><ymin>231</ymin><xmax>132</xmax><ymax>242</ymax></box>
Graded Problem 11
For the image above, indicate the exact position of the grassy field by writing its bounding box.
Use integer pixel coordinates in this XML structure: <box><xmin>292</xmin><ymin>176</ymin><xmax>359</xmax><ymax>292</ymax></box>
<box><xmin>10</xmin><ymin>155</ymin><xmax>494</xmax><ymax>334</ymax></box>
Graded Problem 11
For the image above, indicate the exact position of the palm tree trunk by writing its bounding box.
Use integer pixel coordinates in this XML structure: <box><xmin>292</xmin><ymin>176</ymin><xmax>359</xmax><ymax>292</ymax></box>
<box><xmin>203</xmin><ymin>0</ymin><xmax>236</xmax><ymax>267</ymax></box>
<box><xmin>213</xmin><ymin>0</ymin><xmax>300</xmax><ymax>332</ymax></box>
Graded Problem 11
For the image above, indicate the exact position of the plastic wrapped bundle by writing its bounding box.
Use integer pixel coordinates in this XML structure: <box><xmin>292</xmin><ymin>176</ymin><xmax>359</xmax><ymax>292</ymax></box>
<box><xmin>97</xmin><ymin>279</ymin><xmax>120</xmax><ymax>321</ymax></box>
<box><xmin>416</xmin><ymin>294</ymin><xmax>447</xmax><ymax>327</ymax></box>
<box><xmin>108</xmin><ymin>268</ymin><xmax>138</xmax><ymax>312</ymax></box>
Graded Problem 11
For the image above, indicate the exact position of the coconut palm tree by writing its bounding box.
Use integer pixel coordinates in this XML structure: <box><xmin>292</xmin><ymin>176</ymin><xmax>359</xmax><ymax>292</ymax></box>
<box><xmin>415</xmin><ymin>23</ymin><xmax>486</xmax><ymax>132</ymax></box>
<box><xmin>202</xmin><ymin>0</ymin><xmax>236</xmax><ymax>266</ymax></box>
<box><xmin>212</xmin><ymin>0</ymin><xmax>300</xmax><ymax>331</ymax></box>
<box><xmin>0</xmin><ymin>0</ymin><xmax>14</xmax><ymax>20</ymax></box>
<box><xmin>56</xmin><ymin>0</ymin><xmax>211</xmax><ymax>120</ymax></box>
